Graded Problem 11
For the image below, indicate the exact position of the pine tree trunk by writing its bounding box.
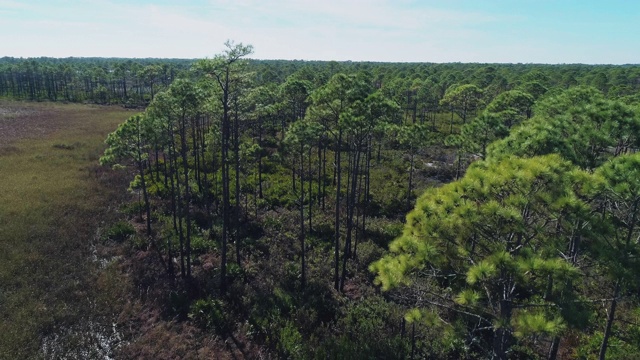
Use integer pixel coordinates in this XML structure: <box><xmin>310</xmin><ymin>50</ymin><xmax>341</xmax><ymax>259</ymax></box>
<box><xmin>407</xmin><ymin>152</ymin><xmax>414</xmax><ymax>207</ymax></box>
<box><xmin>599</xmin><ymin>280</ymin><xmax>621</xmax><ymax>360</ymax></box>
<box><xmin>548</xmin><ymin>336</ymin><xmax>560</xmax><ymax>360</ymax></box>
<box><xmin>220</xmin><ymin>67</ymin><xmax>231</xmax><ymax>292</ymax></box>
<box><xmin>234</xmin><ymin>100</ymin><xmax>241</xmax><ymax>268</ymax></box>
<box><xmin>341</xmin><ymin>144</ymin><xmax>361</xmax><ymax>290</ymax></box>
<box><xmin>300</xmin><ymin>143</ymin><xmax>306</xmax><ymax>289</ymax></box>
<box><xmin>308</xmin><ymin>146</ymin><xmax>312</xmax><ymax>232</ymax></box>
<box><xmin>179</xmin><ymin>112</ymin><xmax>192</xmax><ymax>278</ymax></box>
<box><xmin>170</xmin><ymin>132</ymin><xmax>186</xmax><ymax>277</ymax></box>
<box><xmin>334</xmin><ymin>129</ymin><xmax>342</xmax><ymax>290</ymax></box>
<box><xmin>258</xmin><ymin>118</ymin><xmax>263</xmax><ymax>199</ymax></box>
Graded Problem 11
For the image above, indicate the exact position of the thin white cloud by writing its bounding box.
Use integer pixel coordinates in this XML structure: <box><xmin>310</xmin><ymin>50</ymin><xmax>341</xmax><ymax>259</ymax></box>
<box><xmin>0</xmin><ymin>0</ymin><xmax>35</xmax><ymax>10</ymax></box>
<box><xmin>0</xmin><ymin>0</ymin><xmax>637</xmax><ymax>63</ymax></box>
<box><xmin>1</xmin><ymin>0</ymin><xmax>501</xmax><ymax>59</ymax></box>
<box><xmin>204</xmin><ymin>0</ymin><xmax>498</xmax><ymax>31</ymax></box>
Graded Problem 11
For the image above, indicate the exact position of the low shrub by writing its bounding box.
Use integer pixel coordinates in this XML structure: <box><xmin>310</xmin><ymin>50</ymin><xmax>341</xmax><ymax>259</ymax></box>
<box><xmin>189</xmin><ymin>298</ymin><xmax>232</xmax><ymax>334</ymax></box>
<box><xmin>103</xmin><ymin>220</ymin><xmax>135</xmax><ymax>243</ymax></box>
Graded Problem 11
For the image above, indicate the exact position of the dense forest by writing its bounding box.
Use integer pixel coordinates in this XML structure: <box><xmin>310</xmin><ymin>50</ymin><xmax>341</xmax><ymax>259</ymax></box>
<box><xmin>4</xmin><ymin>43</ymin><xmax>640</xmax><ymax>359</ymax></box>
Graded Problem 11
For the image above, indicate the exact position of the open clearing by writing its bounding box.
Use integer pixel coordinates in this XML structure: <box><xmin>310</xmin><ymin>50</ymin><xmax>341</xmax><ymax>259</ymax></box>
<box><xmin>0</xmin><ymin>101</ymin><xmax>134</xmax><ymax>358</ymax></box>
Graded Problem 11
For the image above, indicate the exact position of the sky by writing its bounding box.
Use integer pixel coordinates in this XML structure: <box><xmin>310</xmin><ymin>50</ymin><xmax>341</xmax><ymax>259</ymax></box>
<box><xmin>1</xmin><ymin>0</ymin><xmax>639</xmax><ymax>64</ymax></box>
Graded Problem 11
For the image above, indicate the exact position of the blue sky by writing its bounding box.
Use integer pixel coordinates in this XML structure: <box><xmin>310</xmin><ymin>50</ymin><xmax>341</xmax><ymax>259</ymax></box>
<box><xmin>1</xmin><ymin>0</ymin><xmax>639</xmax><ymax>64</ymax></box>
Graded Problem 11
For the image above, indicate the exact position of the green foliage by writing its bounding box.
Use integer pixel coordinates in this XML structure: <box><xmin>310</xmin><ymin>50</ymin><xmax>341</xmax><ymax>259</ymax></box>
<box><xmin>404</xmin><ymin>307</ymin><xmax>442</xmax><ymax>327</ymax></box>
<box><xmin>516</xmin><ymin>81</ymin><xmax>548</xmax><ymax>100</ymax></box>
<box><xmin>100</xmin><ymin>113</ymin><xmax>150</xmax><ymax>169</ymax></box>
<box><xmin>457</xmin><ymin>112</ymin><xmax>509</xmax><ymax>157</ymax></box>
<box><xmin>103</xmin><ymin>220</ymin><xmax>135</xmax><ymax>243</ymax></box>
<box><xmin>278</xmin><ymin>321</ymin><xmax>304</xmax><ymax>359</ymax></box>
<box><xmin>512</xmin><ymin>311</ymin><xmax>565</xmax><ymax>338</ymax></box>
<box><xmin>440</xmin><ymin>83</ymin><xmax>484</xmax><ymax>123</ymax></box>
<box><xmin>577</xmin><ymin>330</ymin><xmax>640</xmax><ymax>360</ymax></box>
<box><xmin>367</xmin><ymin>157</ymin><xmax>414</xmax><ymax>216</ymax></box>
<box><xmin>372</xmin><ymin>155</ymin><xmax>593</xmax><ymax>357</ymax></box>
<box><xmin>454</xmin><ymin>289</ymin><xmax>482</xmax><ymax>306</ymax></box>
<box><xmin>190</xmin><ymin>233</ymin><xmax>216</xmax><ymax>253</ymax></box>
<box><xmin>307</xmin><ymin>72</ymin><xmax>376</xmax><ymax>133</ymax></box>
<box><xmin>585</xmin><ymin>153</ymin><xmax>640</xmax><ymax>285</ymax></box>
<box><xmin>466</xmin><ymin>260</ymin><xmax>498</xmax><ymax>285</ymax></box>
<box><xmin>189</xmin><ymin>298</ymin><xmax>232</xmax><ymax>333</ymax></box>
<box><xmin>262</xmin><ymin>172</ymin><xmax>298</xmax><ymax>208</ymax></box>
<box><xmin>594</xmin><ymin>152</ymin><xmax>640</xmax><ymax>200</ymax></box>
<box><xmin>354</xmin><ymin>240</ymin><xmax>385</xmax><ymax>268</ymax></box>
<box><xmin>390</xmin><ymin>122</ymin><xmax>433</xmax><ymax>151</ymax></box>
<box><xmin>487</xmin><ymin>86</ymin><xmax>640</xmax><ymax>169</ymax></box>
<box><xmin>145</xmin><ymin>176</ymin><xmax>170</xmax><ymax>197</ymax></box>
<box><xmin>227</xmin><ymin>261</ymin><xmax>244</xmax><ymax>279</ymax></box>
<box><xmin>485</xmin><ymin>89</ymin><xmax>534</xmax><ymax>127</ymax></box>
<box><xmin>284</xmin><ymin>119</ymin><xmax>324</xmax><ymax>152</ymax></box>
<box><xmin>315</xmin><ymin>297</ymin><xmax>410</xmax><ymax>359</ymax></box>
<box><xmin>119</xmin><ymin>200</ymin><xmax>146</xmax><ymax>217</ymax></box>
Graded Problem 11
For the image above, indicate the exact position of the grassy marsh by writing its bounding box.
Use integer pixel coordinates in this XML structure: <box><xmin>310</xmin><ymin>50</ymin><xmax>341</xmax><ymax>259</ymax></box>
<box><xmin>0</xmin><ymin>101</ymin><xmax>134</xmax><ymax>358</ymax></box>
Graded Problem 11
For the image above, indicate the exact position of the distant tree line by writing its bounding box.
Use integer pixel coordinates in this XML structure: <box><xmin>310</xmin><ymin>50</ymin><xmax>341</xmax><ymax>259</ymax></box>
<box><xmin>3</xmin><ymin>55</ymin><xmax>640</xmax><ymax>108</ymax></box>
<box><xmin>0</xmin><ymin>57</ymin><xmax>192</xmax><ymax>105</ymax></box>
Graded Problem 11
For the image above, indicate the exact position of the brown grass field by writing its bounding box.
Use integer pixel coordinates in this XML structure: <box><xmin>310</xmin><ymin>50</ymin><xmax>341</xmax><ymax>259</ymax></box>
<box><xmin>0</xmin><ymin>100</ymin><xmax>135</xmax><ymax>358</ymax></box>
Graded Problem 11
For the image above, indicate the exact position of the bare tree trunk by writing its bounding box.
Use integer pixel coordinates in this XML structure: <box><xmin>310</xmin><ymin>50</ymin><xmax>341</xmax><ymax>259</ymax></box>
<box><xmin>341</xmin><ymin>143</ymin><xmax>361</xmax><ymax>291</ymax></box>
<box><xmin>449</xmin><ymin>107</ymin><xmax>454</xmax><ymax>135</ymax></box>
<box><xmin>407</xmin><ymin>152</ymin><xmax>414</xmax><ymax>207</ymax></box>
<box><xmin>308</xmin><ymin>146</ymin><xmax>313</xmax><ymax>232</ymax></box>
<box><xmin>234</xmin><ymin>99</ymin><xmax>242</xmax><ymax>268</ymax></box>
<box><xmin>334</xmin><ymin>129</ymin><xmax>342</xmax><ymax>290</ymax></box>
<box><xmin>137</xmin><ymin>160</ymin><xmax>152</xmax><ymax>237</ymax></box>
<box><xmin>599</xmin><ymin>280</ymin><xmax>621</xmax><ymax>360</ymax></box>
<box><xmin>163</xmin><ymin>151</ymin><xmax>174</xmax><ymax>275</ymax></box>
<box><xmin>492</xmin><ymin>286</ymin><xmax>513</xmax><ymax>360</ymax></box>
<box><xmin>548</xmin><ymin>336</ymin><xmax>560</xmax><ymax>360</ymax></box>
<box><xmin>411</xmin><ymin>322</ymin><xmax>416</xmax><ymax>360</ymax></box>
<box><xmin>299</xmin><ymin>142</ymin><xmax>306</xmax><ymax>289</ymax></box>
<box><xmin>456</xmin><ymin>150</ymin><xmax>463</xmax><ymax>180</ymax></box>
<box><xmin>355</xmin><ymin>139</ymin><xmax>371</xmax><ymax>260</ymax></box>
<box><xmin>322</xmin><ymin>143</ymin><xmax>327</xmax><ymax>211</ymax></box>
<box><xmin>317</xmin><ymin>140</ymin><xmax>322</xmax><ymax>208</ymax></box>
<box><xmin>170</xmin><ymin>131</ymin><xmax>186</xmax><ymax>277</ymax></box>
<box><xmin>258</xmin><ymin>117</ymin><xmax>263</xmax><ymax>199</ymax></box>
<box><xmin>220</xmin><ymin>68</ymin><xmax>231</xmax><ymax>292</ymax></box>
<box><xmin>179</xmin><ymin>111</ymin><xmax>192</xmax><ymax>278</ymax></box>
